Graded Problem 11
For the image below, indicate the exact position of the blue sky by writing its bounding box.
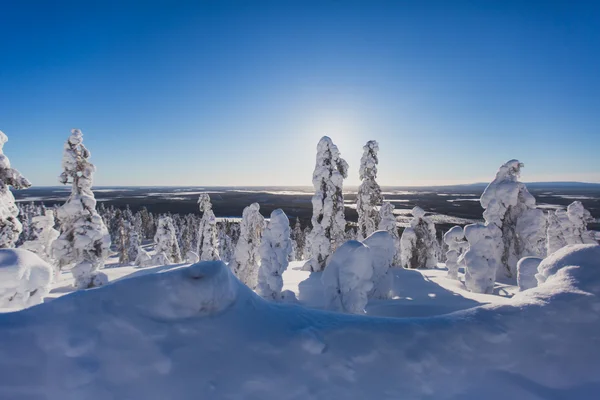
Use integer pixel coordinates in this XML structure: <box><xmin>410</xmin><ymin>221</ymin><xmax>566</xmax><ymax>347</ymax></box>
<box><xmin>1</xmin><ymin>0</ymin><xmax>599</xmax><ymax>186</ymax></box>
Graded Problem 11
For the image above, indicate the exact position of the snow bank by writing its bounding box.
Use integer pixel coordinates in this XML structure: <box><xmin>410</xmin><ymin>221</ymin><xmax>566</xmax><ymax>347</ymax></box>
<box><xmin>1</xmin><ymin>248</ymin><xmax>600</xmax><ymax>399</ymax></box>
<box><xmin>0</xmin><ymin>248</ymin><xmax>52</xmax><ymax>309</ymax></box>
<box><xmin>517</xmin><ymin>256</ymin><xmax>542</xmax><ymax>291</ymax></box>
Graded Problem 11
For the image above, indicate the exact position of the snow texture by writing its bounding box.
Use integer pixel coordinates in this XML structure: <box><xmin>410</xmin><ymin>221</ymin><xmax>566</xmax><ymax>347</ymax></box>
<box><xmin>0</xmin><ymin>248</ymin><xmax>52</xmax><ymax>309</ymax></box>
<box><xmin>230</xmin><ymin>202</ymin><xmax>265</xmax><ymax>289</ymax></box>
<box><xmin>257</xmin><ymin>209</ymin><xmax>293</xmax><ymax>300</ymax></box>
<box><xmin>517</xmin><ymin>256</ymin><xmax>542</xmax><ymax>291</ymax></box>
<box><xmin>197</xmin><ymin>194</ymin><xmax>219</xmax><ymax>261</ymax></box>
<box><xmin>0</xmin><ymin>131</ymin><xmax>31</xmax><ymax>248</ymax></box>
<box><xmin>362</xmin><ymin>230</ymin><xmax>394</xmax><ymax>299</ymax></box>
<box><xmin>153</xmin><ymin>216</ymin><xmax>181</xmax><ymax>264</ymax></box>
<box><xmin>536</xmin><ymin>244</ymin><xmax>600</xmax><ymax>286</ymax></box>
<box><xmin>19</xmin><ymin>210</ymin><xmax>59</xmax><ymax>269</ymax></box>
<box><xmin>399</xmin><ymin>206</ymin><xmax>438</xmax><ymax>269</ymax></box>
<box><xmin>547</xmin><ymin>201</ymin><xmax>596</xmax><ymax>255</ymax></box>
<box><xmin>443</xmin><ymin>226</ymin><xmax>468</xmax><ymax>280</ymax></box>
<box><xmin>356</xmin><ymin>140</ymin><xmax>382</xmax><ymax>240</ymax></box>
<box><xmin>52</xmin><ymin>129</ymin><xmax>111</xmax><ymax>289</ymax></box>
<box><xmin>185</xmin><ymin>250</ymin><xmax>200</xmax><ymax>264</ymax></box>
<box><xmin>305</xmin><ymin>136</ymin><xmax>349</xmax><ymax>272</ymax></box>
<box><xmin>378</xmin><ymin>201</ymin><xmax>401</xmax><ymax>265</ymax></box>
<box><xmin>463</xmin><ymin>223</ymin><xmax>502</xmax><ymax>294</ymax></box>
<box><xmin>322</xmin><ymin>240</ymin><xmax>373</xmax><ymax>314</ymax></box>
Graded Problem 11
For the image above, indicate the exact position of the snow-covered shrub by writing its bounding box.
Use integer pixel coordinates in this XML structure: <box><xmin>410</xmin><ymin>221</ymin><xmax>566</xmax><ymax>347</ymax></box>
<box><xmin>134</xmin><ymin>246</ymin><xmax>152</xmax><ymax>268</ymax></box>
<box><xmin>547</xmin><ymin>201</ymin><xmax>596</xmax><ymax>255</ymax></box>
<box><xmin>197</xmin><ymin>194</ymin><xmax>219</xmax><ymax>261</ymax></box>
<box><xmin>443</xmin><ymin>226</ymin><xmax>468</xmax><ymax>280</ymax></box>
<box><xmin>153</xmin><ymin>216</ymin><xmax>181</xmax><ymax>264</ymax></box>
<box><xmin>186</xmin><ymin>250</ymin><xmax>199</xmax><ymax>264</ymax></box>
<box><xmin>399</xmin><ymin>207</ymin><xmax>438</xmax><ymax>269</ymax></box>
<box><xmin>517</xmin><ymin>256</ymin><xmax>542</xmax><ymax>291</ymax></box>
<box><xmin>362</xmin><ymin>230</ymin><xmax>394</xmax><ymax>299</ymax></box>
<box><xmin>0</xmin><ymin>248</ymin><xmax>53</xmax><ymax>309</ymax></box>
<box><xmin>0</xmin><ymin>131</ymin><xmax>31</xmax><ymax>248</ymax></box>
<box><xmin>20</xmin><ymin>210</ymin><xmax>59</xmax><ymax>267</ymax></box>
<box><xmin>52</xmin><ymin>129</ymin><xmax>111</xmax><ymax>289</ymax></box>
<box><xmin>257</xmin><ymin>209</ymin><xmax>293</xmax><ymax>300</ymax></box>
<box><xmin>304</xmin><ymin>136</ymin><xmax>349</xmax><ymax>272</ymax></box>
<box><xmin>357</xmin><ymin>140</ymin><xmax>382</xmax><ymax>240</ymax></box>
<box><xmin>230</xmin><ymin>203</ymin><xmax>264</xmax><ymax>289</ymax></box>
<box><xmin>322</xmin><ymin>240</ymin><xmax>373</xmax><ymax>314</ymax></box>
<box><xmin>480</xmin><ymin>160</ymin><xmax>546</xmax><ymax>278</ymax></box>
<box><xmin>378</xmin><ymin>201</ymin><xmax>401</xmax><ymax>266</ymax></box>
<box><xmin>463</xmin><ymin>223</ymin><xmax>502</xmax><ymax>294</ymax></box>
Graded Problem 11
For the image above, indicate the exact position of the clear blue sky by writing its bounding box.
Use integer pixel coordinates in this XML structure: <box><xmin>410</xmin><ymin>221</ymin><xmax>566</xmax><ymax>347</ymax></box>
<box><xmin>1</xmin><ymin>0</ymin><xmax>599</xmax><ymax>186</ymax></box>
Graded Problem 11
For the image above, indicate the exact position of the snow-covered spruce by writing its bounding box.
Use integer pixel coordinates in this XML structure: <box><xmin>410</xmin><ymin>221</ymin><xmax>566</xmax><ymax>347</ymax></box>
<box><xmin>443</xmin><ymin>226</ymin><xmax>468</xmax><ymax>280</ymax></box>
<box><xmin>378</xmin><ymin>201</ymin><xmax>401</xmax><ymax>266</ymax></box>
<box><xmin>133</xmin><ymin>246</ymin><xmax>152</xmax><ymax>268</ymax></box>
<box><xmin>399</xmin><ymin>206</ymin><xmax>438</xmax><ymax>269</ymax></box>
<box><xmin>322</xmin><ymin>240</ymin><xmax>373</xmax><ymax>314</ymax></box>
<box><xmin>0</xmin><ymin>248</ymin><xmax>53</xmax><ymax>309</ymax></box>
<box><xmin>304</xmin><ymin>136</ymin><xmax>349</xmax><ymax>272</ymax></box>
<box><xmin>52</xmin><ymin>129</ymin><xmax>111</xmax><ymax>289</ymax></box>
<box><xmin>153</xmin><ymin>216</ymin><xmax>182</xmax><ymax>265</ymax></box>
<box><xmin>257</xmin><ymin>209</ymin><xmax>293</xmax><ymax>300</ymax></box>
<box><xmin>230</xmin><ymin>203</ymin><xmax>264</xmax><ymax>289</ymax></box>
<box><xmin>480</xmin><ymin>160</ymin><xmax>547</xmax><ymax>279</ymax></box>
<box><xmin>197</xmin><ymin>194</ymin><xmax>219</xmax><ymax>261</ymax></box>
<box><xmin>0</xmin><ymin>131</ymin><xmax>32</xmax><ymax>248</ymax></box>
<box><xmin>362</xmin><ymin>230</ymin><xmax>394</xmax><ymax>299</ymax></box>
<box><xmin>290</xmin><ymin>218</ymin><xmax>305</xmax><ymax>261</ymax></box>
<box><xmin>517</xmin><ymin>256</ymin><xmax>542</xmax><ymax>291</ymax></box>
<box><xmin>20</xmin><ymin>210</ymin><xmax>59</xmax><ymax>270</ymax></box>
<box><xmin>547</xmin><ymin>201</ymin><xmax>596</xmax><ymax>255</ymax></box>
<box><xmin>126</xmin><ymin>223</ymin><xmax>140</xmax><ymax>264</ymax></box>
<box><xmin>356</xmin><ymin>140</ymin><xmax>382</xmax><ymax>240</ymax></box>
<box><xmin>463</xmin><ymin>223</ymin><xmax>502</xmax><ymax>294</ymax></box>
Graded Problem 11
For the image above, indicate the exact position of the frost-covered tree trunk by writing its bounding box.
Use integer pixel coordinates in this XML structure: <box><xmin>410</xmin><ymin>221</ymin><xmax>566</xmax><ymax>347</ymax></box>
<box><xmin>399</xmin><ymin>207</ymin><xmax>438</xmax><ymax>269</ymax></box>
<box><xmin>357</xmin><ymin>140</ymin><xmax>382</xmax><ymax>240</ymax></box>
<box><xmin>378</xmin><ymin>201</ymin><xmax>401</xmax><ymax>266</ymax></box>
<box><xmin>304</xmin><ymin>136</ymin><xmax>349</xmax><ymax>272</ymax></box>
<box><xmin>153</xmin><ymin>216</ymin><xmax>181</xmax><ymax>264</ymax></box>
<box><xmin>443</xmin><ymin>226</ymin><xmax>468</xmax><ymax>280</ymax></box>
<box><xmin>257</xmin><ymin>209</ymin><xmax>293</xmax><ymax>300</ymax></box>
<box><xmin>197</xmin><ymin>194</ymin><xmax>219</xmax><ymax>261</ymax></box>
<box><xmin>480</xmin><ymin>160</ymin><xmax>546</xmax><ymax>279</ymax></box>
<box><xmin>52</xmin><ymin>130</ymin><xmax>111</xmax><ymax>289</ymax></box>
<box><xmin>0</xmin><ymin>131</ymin><xmax>32</xmax><ymax>248</ymax></box>
<box><xmin>230</xmin><ymin>203</ymin><xmax>264</xmax><ymax>289</ymax></box>
<box><xmin>547</xmin><ymin>201</ymin><xmax>596</xmax><ymax>255</ymax></box>
<box><xmin>463</xmin><ymin>223</ymin><xmax>502</xmax><ymax>294</ymax></box>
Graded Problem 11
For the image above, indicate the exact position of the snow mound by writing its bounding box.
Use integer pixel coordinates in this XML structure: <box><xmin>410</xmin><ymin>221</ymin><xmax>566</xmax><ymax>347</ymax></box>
<box><xmin>0</xmin><ymin>248</ymin><xmax>52</xmax><ymax>309</ymax></box>
<box><xmin>517</xmin><ymin>256</ymin><xmax>542</xmax><ymax>291</ymax></box>
<box><xmin>1</xmin><ymin>252</ymin><xmax>600</xmax><ymax>398</ymax></box>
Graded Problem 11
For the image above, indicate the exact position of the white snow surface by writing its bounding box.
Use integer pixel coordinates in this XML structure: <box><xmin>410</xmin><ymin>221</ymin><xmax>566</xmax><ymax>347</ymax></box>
<box><xmin>0</xmin><ymin>248</ymin><xmax>52</xmax><ymax>310</ymax></box>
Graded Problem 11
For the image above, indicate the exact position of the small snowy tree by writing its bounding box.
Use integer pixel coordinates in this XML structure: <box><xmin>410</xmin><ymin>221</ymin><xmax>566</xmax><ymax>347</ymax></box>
<box><xmin>400</xmin><ymin>207</ymin><xmax>438</xmax><ymax>269</ymax></box>
<box><xmin>153</xmin><ymin>216</ymin><xmax>181</xmax><ymax>264</ymax></box>
<box><xmin>0</xmin><ymin>131</ymin><xmax>32</xmax><ymax>248</ymax></box>
<box><xmin>357</xmin><ymin>140</ymin><xmax>383</xmax><ymax>240</ymax></box>
<box><xmin>127</xmin><ymin>224</ymin><xmax>140</xmax><ymax>264</ymax></box>
<box><xmin>290</xmin><ymin>218</ymin><xmax>304</xmax><ymax>261</ymax></box>
<box><xmin>20</xmin><ymin>210</ymin><xmax>59</xmax><ymax>269</ymax></box>
<box><xmin>322</xmin><ymin>240</ymin><xmax>373</xmax><ymax>314</ymax></box>
<box><xmin>363</xmin><ymin>230</ymin><xmax>395</xmax><ymax>299</ymax></box>
<box><xmin>547</xmin><ymin>201</ymin><xmax>596</xmax><ymax>255</ymax></box>
<box><xmin>134</xmin><ymin>246</ymin><xmax>152</xmax><ymax>268</ymax></box>
<box><xmin>257</xmin><ymin>209</ymin><xmax>293</xmax><ymax>300</ymax></box>
<box><xmin>378</xmin><ymin>201</ymin><xmax>401</xmax><ymax>266</ymax></box>
<box><xmin>230</xmin><ymin>203</ymin><xmax>264</xmax><ymax>288</ymax></box>
<box><xmin>443</xmin><ymin>226</ymin><xmax>468</xmax><ymax>280</ymax></box>
<box><xmin>463</xmin><ymin>223</ymin><xmax>502</xmax><ymax>294</ymax></box>
<box><xmin>52</xmin><ymin>129</ymin><xmax>111</xmax><ymax>289</ymax></box>
<box><xmin>217</xmin><ymin>222</ymin><xmax>234</xmax><ymax>263</ymax></box>
<box><xmin>480</xmin><ymin>160</ymin><xmax>546</xmax><ymax>278</ymax></box>
<box><xmin>517</xmin><ymin>256</ymin><xmax>542</xmax><ymax>291</ymax></box>
<box><xmin>304</xmin><ymin>136</ymin><xmax>349</xmax><ymax>272</ymax></box>
<box><xmin>197</xmin><ymin>194</ymin><xmax>219</xmax><ymax>261</ymax></box>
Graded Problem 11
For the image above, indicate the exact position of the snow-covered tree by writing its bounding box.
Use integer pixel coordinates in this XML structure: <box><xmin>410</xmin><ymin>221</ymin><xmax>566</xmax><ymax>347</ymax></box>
<box><xmin>217</xmin><ymin>222</ymin><xmax>234</xmax><ymax>263</ymax></box>
<box><xmin>134</xmin><ymin>246</ymin><xmax>152</xmax><ymax>267</ymax></box>
<box><xmin>230</xmin><ymin>203</ymin><xmax>264</xmax><ymax>288</ymax></box>
<box><xmin>479</xmin><ymin>160</ymin><xmax>546</xmax><ymax>278</ymax></box>
<box><xmin>290</xmin><ymin>218</ymin><xmax>304</xmax><ymax>261</ymax></box>
<box><xmin>400</xmin><ymin>207</ymin><xmax>438</xmax><ymax>269</ymax></box>
<box><xmin>0</xmin><ymin>131</ymin><xmax>31</xmax><ymax>248</ymax></box>
<box><xmin>463</xmin><ymin>223</ymin><xmax>502</xmax><ymax>294</ymax></box>
<box><xmin>547</xmin><ymin>201</ymin><xmax>596</xmax><ymax>255</ymax></box>
<box><xmin>257</xmin><ymin>209</ymin><xmax>293</xmax><ymax>300</ymax></box>
<box><xmin>153</xmin><ymin>216</ymin><xmax>181</xmax><ymax>264</ymax></box>
<box><xmin>304</xmin><ymin>136</ymin><xmax>349</xmax><ymax>272</ymax></box>
<box><xmin>197</xmin><ymin>194</ymin><xmax>219</xmax><ymax>261</ymax></box>
<box><xmin>52</xmin><ymin>129</ymin><xmax>111</xmax><ymax>289</ymax></box>
<box><xmin>443</xmin><ymin>226</ymin><xmax>468</xmax><ymax>280</ymax></box>
<box><xmin>517</xmin><ymin>256</ymin><xmax>542</xmax><ymax>291</ymax></box>
<box><xmin>185</xmin><ymin>250</ymin><xmax>199</xmax><ymax>264</ymax></box>
<box><xmin>357</xmin><ymin>140</ymin><xmax>382</xmax><ymax>240</ymax></box>
<box><xmin>322</xmin><ymin>240</ymin><xmax>373</xmax><ymax>314</ymax></box>
<box><xmin>378</xmin><ymin>201</ymin><xmax>401</xmax><ymax>266</ymax></box>
<box><xmin>127</xmin><ymin>224</ymin><xmax>140</xmax><ymax>264</ymax></box>
<box><xmin>20</xmin><ymin>210</ymin><xmax>59</xmax><ymax>269</ymax></box>
<box><xmin>363</xmin><ymin>230</ymin><xmax>394</xmax><ymax>299</ymax></box>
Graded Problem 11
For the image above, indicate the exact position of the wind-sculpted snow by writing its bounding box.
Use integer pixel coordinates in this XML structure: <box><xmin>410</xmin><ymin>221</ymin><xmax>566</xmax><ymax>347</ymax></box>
<box><xmin>1</xmin><ymin>246</ymin><xmax>600</xmax><ymax>399</ymax></box>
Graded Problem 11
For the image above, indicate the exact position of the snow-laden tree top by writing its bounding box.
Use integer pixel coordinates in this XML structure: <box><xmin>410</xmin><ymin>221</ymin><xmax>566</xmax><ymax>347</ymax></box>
<box><xmin>359</xmin><ymin>140</ymin><xmax>379</xmax><ymax>181</ymax></box>
<box><xmin>0</xmin><ymin>131</ymin><xmax>31</xmax><ymax>191</ymax></box>
<box><xmin>198</xmin><ymin>193</ymin><xmax>212</xmax><ymax>213</ymax></box>
<box><xmin>58</xmin><ymin>129</ymin><xmax>95</xmax><ymax>197</ymax></box>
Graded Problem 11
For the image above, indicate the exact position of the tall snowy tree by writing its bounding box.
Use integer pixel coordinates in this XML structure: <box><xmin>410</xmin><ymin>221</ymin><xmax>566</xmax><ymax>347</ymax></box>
<box><xmin>52</xmin><ymin>129</ymin><xmax>111</xmax><ymax>289</ymax></box>
<box><xmin>443</xmin><ymin>226</ymin><xmax>468</xmax><ymax>280</ymax></box>
<box><xmin>463</xmin><ymin>223</ymin><xmax>502</xmax><ymax>294</ymax></box>
<box><xmin>400</xmin><ymin>206</ymin><xmax>438</xmax><ymax>269</ymax></box>
<box><xmin>290</xmin><ymin>218</ymin><xmax>305</xmax><ymax>261</ymax></box>
<box><xmin>153</xmin><ymin>216</ymin><xmax>181</xmax><ymax>264</ymax></box>
<box><xmin>304</xmin><ymin>136</ymin><xmax>349</xmax><ymax>272</ymax></box>
<box><xmin>230</xmin><ymin>203</ymin><xmax>264</xmax><ymax>288</ymax></box>
<box><xmin>378</xmin><ymin>201</ymin><xmax>401</xmax><ymax>266</ymax></box>
<box><xmin>479</xmin><ymin>160</ymin><xmax>546</xmax><ymax>278</ymax></box>
<box><xmin>197</xmin><ymin>194</ymin><xmax>219</xmax><ymax>261</ymax></box>
<box><xmin>547</xmin><ymin>201</ymin><xmax>596</xmax><ymax>254</ymax></box>
<box><xmin>356</xmin><ymin>140</ymin><xmax>382</xmax><ymax>240</ymax></box>
<box><xmin>257</xmin><ymin>209</ymin><xmax>293</xmax><ymax>300</ymax></box>
<box><xmin>0</xmin><ymin>131</ymin><xmax>32</xmax><ymax>248</ymax></box>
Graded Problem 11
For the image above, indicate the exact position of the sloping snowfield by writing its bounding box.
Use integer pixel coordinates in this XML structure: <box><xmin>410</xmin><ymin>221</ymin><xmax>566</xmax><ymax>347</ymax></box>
<box><xmin>0</xmin><ymin>245</ymin><xmax>598</xmax><ymax>399</ymax></box>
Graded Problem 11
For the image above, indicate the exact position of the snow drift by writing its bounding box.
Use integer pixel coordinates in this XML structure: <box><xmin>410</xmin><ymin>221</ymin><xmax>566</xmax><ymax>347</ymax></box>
<box><xmin>0</xmin><ymin>248</ymin><xmax>52</xmax><ymax>309</ymax></box>
<box><xmin>1</xmin><ymin>246</ymin><xmax>599</xmax><ymax>399</ymax></box>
